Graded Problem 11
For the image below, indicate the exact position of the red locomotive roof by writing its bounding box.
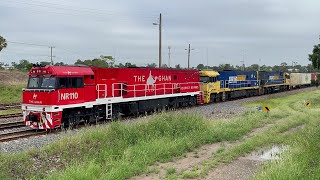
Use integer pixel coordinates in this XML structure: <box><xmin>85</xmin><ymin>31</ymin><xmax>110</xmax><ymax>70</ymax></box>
<box><xmin>29</xmin><ymin>66</ymin><xmax>94</xmax><ymax>77</ymax></box>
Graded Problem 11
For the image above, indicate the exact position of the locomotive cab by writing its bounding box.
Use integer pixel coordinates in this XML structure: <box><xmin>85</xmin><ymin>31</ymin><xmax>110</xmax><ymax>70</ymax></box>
<box><xmin>199</xmin><ymin>70</ymin><xmax>220</xmax><ymax>103</ymax></box>
<box><xmin>22</xmin><ymin>65</ymin><xmax>95</xmax><ymax>129</ymax></box>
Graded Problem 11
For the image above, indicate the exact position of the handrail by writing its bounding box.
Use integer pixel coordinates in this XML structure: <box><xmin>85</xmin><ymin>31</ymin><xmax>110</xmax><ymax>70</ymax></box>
<box><xmin>111</xmin><ymin>82</ymin><xmax>200</xmax><ymax>98</ymax></box>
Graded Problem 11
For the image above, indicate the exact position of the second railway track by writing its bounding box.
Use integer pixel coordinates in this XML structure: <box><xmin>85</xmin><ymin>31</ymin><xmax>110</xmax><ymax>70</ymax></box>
<box><xmin>0</xmin><ymin>129</ymin><xmax>47</xmax><ymax>143</ymax></box>
<box><xmin>0</xmin><ymin>113</ymin><xmax>22</xmax><ymax>119</ymax></box>
<box><xmin>0</xmin><ymin>103</ymin><xmax>21</xmax><ymax>111</ymax></box>
<box><xmin>0</xmin><ymin>121</ymin><xmax>25</xmax><ymax>130</ymax></box>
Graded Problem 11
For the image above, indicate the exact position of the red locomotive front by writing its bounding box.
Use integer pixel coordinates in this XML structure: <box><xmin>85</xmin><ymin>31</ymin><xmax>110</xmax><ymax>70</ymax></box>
<box><xmin>22</xmin><ymin>65</ymin><xmax>202</xmax><ymax>129</ymax></box>
<box><xmin>22</xmin><ymin>65</ymin><xmax>95</xmax><ymax>129</ymax></box>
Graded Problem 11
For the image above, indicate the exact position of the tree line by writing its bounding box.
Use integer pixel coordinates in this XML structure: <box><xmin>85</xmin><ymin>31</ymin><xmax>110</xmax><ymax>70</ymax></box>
<box><xmin>0</xmin><ymin>57</ymin><xmax>314</xmax><ymax>73</ymax></box>
<box><xmin>1</xmin><ymin>35</ymin><xmax>320</xmax><ymax>72</ymax></box>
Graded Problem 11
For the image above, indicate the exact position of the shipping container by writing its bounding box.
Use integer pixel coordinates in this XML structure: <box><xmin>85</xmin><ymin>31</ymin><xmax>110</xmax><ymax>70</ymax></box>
<box><xmin>290</xmin><ymin>73</ymin><xmax>311</xmax><ymax>86</ymax></box>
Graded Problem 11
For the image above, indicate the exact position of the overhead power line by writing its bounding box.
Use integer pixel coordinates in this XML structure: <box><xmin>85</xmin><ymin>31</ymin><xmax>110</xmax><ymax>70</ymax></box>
<box><xmin>7</xmin><ymin>41</ymin><xmax>50</xmax><ymax>47</ymax></box>
<box><xmin>0</xmin><ymin>0</ymin><xmax>158</xmax><ymax>21</ymax></box>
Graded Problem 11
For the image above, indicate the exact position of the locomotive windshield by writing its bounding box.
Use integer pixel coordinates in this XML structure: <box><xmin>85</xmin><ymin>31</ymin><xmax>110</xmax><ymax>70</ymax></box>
<box><xmin>27</xmin><ymin>77</ymin><xmax>56</xmax><ymax>89</ymax></box>
<box><xmin>27</xmin><ymin>77</ymin><xmax>84</xmax><ymax>89</ymax></box>
<box><xmin>200</xmin><ymin>76</ymin><xmax>217</xmax><ymax>83</ymax></box>
<box><xmin>41</xmin><ymin>78</ymin><xmax>56</xmax><ymax>88</ymax></box>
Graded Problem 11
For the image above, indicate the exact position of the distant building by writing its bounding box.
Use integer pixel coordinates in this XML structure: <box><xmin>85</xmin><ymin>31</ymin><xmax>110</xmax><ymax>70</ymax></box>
<box><xmin>287</xmin><ymin>68</ymin><xmax>299</xmax><ymax>72</ymax></box>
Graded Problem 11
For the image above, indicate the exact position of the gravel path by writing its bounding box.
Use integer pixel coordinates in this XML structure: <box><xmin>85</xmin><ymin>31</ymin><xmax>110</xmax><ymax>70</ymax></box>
<box><xmin>0</xmin><ymin>87</ymin><xmax>316</xmax><ymax>154</ymax></box>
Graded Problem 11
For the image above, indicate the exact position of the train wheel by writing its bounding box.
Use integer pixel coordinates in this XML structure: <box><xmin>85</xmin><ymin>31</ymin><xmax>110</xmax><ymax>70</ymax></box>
<box><xmin>216</xmin><ymin>94</ymin><xmax>221</xmax><ymax>102</ymax></box>
<box><xmin>222</xmin><ymin>92</ymin><xmax>226</xmax><ymax>102</ymax></box>
<box><xmin>210</xmin><ymin>94</ymin><xmax>215</xmax><ymax>103</ymax></box>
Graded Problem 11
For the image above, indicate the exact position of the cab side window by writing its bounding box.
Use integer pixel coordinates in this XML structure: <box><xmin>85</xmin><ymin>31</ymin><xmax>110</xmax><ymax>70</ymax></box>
<box><xmin>58</xmin><ymin>78</ymin><xmax>68</xmax><ymax>88</ymax></box>
<box><xmin>57</xmin><ymin>77</ymin><xmax>84</xmax><ymax>89</ymax></box>
<box><xmin>69</xmin><ymin>77</ymin><xmax>84</xmax><ymax>88</ymax></box>
<box><xmin>209</xmin><ymin>77</ymin><xmax>217</xmax><ymax>82</ymax></box>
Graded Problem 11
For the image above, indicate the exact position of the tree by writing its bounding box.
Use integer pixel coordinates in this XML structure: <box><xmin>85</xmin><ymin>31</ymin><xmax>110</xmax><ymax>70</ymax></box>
<box><xmin>175</xmin><ymin>64</ymin><xmax>181</xmax><ymax>69</ymax></box>
<box><xmin>0</xmin><ymin>62</ymin><xmax>4</xmax><ymax>70</ymax></box>
<box><xmin>12</xmin><ymin>60</ymin><xmax>32</xmax><ymax>71</ymax></box>
<box><xmin>124</xmin><ymin>62</ymin><xmax>136</xmax><ymax>67</ymax></box>
<box><xmin>161</xmin><ymin>64</ymin><xmax>168</xmax><ymax>68</ymax></box>
<box><xmin>40</xmin><ymin>61</ymin><xmax>51</xmax><ymax>66</ymax></box>
<box><xmin>0</xmin><ymin>36</ymin><xmax>7</xmax><ymax>52</ymax></box>
<box><xmin>246</xmin><ymin>64</ymin><xmax>260</xmax><ymax>71</ymax></box>
<box><xmin>54</xmin><ymin>62</ymin><xmax>66</xmax><ymax>66</ymax></box>
<box><xmin>196</xmin><ymin>64</ymin><xmax>205</xmax><ymax>70</ymax></box>
<box><xmin>280</xmin><ymin>62</ymin><xmax>288</xmax><ymax>67</ymax></box>
<box><xmin>116</xmin><ymin>63</ymin><xmax>125</xmax><ymax>68</ymax></box>
<box><xmin>146</xmin><ymin>63</ymin><xmax>157</xmax><ymax>68</ymax></box>
<box><xmin>75</xmin><ymin>55</ymin><xmax>115</xmax><ymax>68</ymax></box>
<box><xmin>218</xmin><ymin>64</ymin><xmax>234</xmax><ymax>70</ymax></box>
<box><xmin>308</xmin><ymin>44</ymin><xmax>320</xmax><ymax>69</ymax></box>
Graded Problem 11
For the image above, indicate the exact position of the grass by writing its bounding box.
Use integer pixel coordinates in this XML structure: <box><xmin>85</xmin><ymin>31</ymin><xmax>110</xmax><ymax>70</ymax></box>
<box><xmin>0</xmin><ymin>105</ymin><xmax>275</xmax><ymax>179</ymax></box>
<box><xmin>254</xmin><ymin>127</ymin><xmax>320</xmax><ymax>179</ymax></box>
<box><xmin>0</xmin><ymin>89</ymin><xmax>319</xmax><ymax>179</ymax></box>
<box><xmin>0</xmin><ymin>85</ymin><xmax>24</xmax><ymax>104</ymax></box>
<box><xmin>180</xmin><ymin>89</ymin><xmax>320</xmax><ymax>179</ymax></box>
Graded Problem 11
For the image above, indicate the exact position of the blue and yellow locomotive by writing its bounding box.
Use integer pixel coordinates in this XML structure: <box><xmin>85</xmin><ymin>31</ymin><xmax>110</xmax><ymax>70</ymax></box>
<box><xmin>200</xmin><ymin>70</ymin><xmax>290</xmax><ymax>103</ymax></box>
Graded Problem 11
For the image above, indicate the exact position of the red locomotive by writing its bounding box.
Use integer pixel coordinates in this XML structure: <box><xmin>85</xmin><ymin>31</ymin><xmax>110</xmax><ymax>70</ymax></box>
<box><xmin>22</xmin><ymin>65</ymin><xmax>203</xmax><ymax>129</ymax></box>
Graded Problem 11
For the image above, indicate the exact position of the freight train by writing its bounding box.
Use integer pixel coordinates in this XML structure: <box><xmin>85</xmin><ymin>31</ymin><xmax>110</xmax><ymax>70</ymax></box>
<box><xmin>22</xmin><ymin>65</ymin><xmax>318</xmax><ymax>129</ymax></box>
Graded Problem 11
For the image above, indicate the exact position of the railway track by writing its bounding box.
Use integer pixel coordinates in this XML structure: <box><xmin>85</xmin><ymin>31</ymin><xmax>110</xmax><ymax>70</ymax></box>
<box><xmin>0</xmin><ymin>129</ymin><xmax>47</xmax><ymax>143</ymax></box>
<box><xmin>0</xmin><ymin>121</ymin><xmax>25</xmax><ymax>130</ymax></box>
<box><xmin>0</xmin><ymin>103</ymin><xmax>21</xmax><ymax>110</ymax></box>
<box><xmin>0</xmin><ymin>113</ymin><xmax>22</xmax><ymax>119</ymax></box>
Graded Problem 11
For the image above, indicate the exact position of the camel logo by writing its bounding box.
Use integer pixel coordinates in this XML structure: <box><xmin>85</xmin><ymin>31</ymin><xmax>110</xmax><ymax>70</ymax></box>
<box><xmin>33</xmin><ymin>93</ymin><xmax>37</xmax><ymax>100</ymax></box>
<box><xmin>146</xmin><ymin>71</ymin><xmax>157</xmax><ymax>91</ymax></box>
<box><xmin>133</xmin><ymin>71</ymin><xmax>172</xmax><ymax>91</ymax></box>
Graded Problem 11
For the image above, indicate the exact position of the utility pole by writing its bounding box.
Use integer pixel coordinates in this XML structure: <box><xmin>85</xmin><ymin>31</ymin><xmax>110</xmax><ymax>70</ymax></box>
<box><xmin>206</xmin><ymin>48</ymin><xmax>209</xmax><ymax>69</ymax></box>
<box><xmin>188</xmin><ymin>44</ymin><xmax>191</xmax><ymax>69</ymax></box>
<box><xmin>49</xmin><ymin>46</ymin><xmax>55</xmax><ymax>65</ymax></box>
<box><xmin>159</xmin><ymin>13</ymin><xmax>162</xmax><ymax>68</ymax></box>
<box><xmin>168</xmin><ymin>46</ymin><xmax>171</xmax><ymax>68</ymax></box>
<box><xmin>240</xmin><ymin>60</ymin><xmax>245</xmax><ymax>71</ymax></box>
<box><xmin>153</xmin><ymin>13</ymin><xmax>162</xmax><ymax>68</ymax></box>
<box><xmin>185</xmin><ymin>44</ymin><xmax>194</xmax><ymax>69</ymax></box>
<box><xmin>242</xmin><ymin>51</ymin><xmax>245</xmax><ymax>71</ymax></box>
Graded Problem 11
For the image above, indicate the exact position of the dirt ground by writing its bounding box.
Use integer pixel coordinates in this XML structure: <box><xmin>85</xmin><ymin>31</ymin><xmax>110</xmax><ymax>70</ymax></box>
<box><xmin>131</xmin><ymin>123</ymin><xmax>273</xmax><ymax>180</ymax></box>
<box><xmin>131</xmin><ymin>121</ymin><xmax>303</xmax><ymax>180</ymax></box>
<box><xmin>0</xmin><ymin>70</ymin><xmax>27</xmax><ymax>85</ymax></box>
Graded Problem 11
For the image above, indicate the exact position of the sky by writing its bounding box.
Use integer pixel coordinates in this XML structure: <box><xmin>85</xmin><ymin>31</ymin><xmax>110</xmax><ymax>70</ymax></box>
<box><xmin>0</xmin><ymin>0</ymin><xmax>320</xmax><ymax>68</ymax></box>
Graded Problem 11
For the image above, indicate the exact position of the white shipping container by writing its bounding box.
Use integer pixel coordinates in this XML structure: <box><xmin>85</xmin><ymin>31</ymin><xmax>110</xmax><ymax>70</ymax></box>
<box><xmin>290</xmin><ymin>73</ymin><xmax>311</xmax><ymax>86</ymax></box>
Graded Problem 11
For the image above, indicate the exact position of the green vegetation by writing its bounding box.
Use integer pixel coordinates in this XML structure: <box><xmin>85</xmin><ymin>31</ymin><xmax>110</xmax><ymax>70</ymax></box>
<box><xmin>309</xmin><ymin>43</ymin><xmax>320</xmax><ymax>70</ymax></box>
<box><xmin>181</xmin><ymin>90</ymin><xmax>320</xmax><ymax>179</ymax></box>
<box><xmin>0</xmin><ymin>105</ymin><xmax>275</xmax><ymax>179</ymax></box>
<box><xmin>0</xmin><ymin>90</ymin><xmax>319</xmax><ymax>179</ymax></box>
<box><xmin>0</xmin><ymin>85</ymin><xmax>24</xmax><ymax>103</ymax></box>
